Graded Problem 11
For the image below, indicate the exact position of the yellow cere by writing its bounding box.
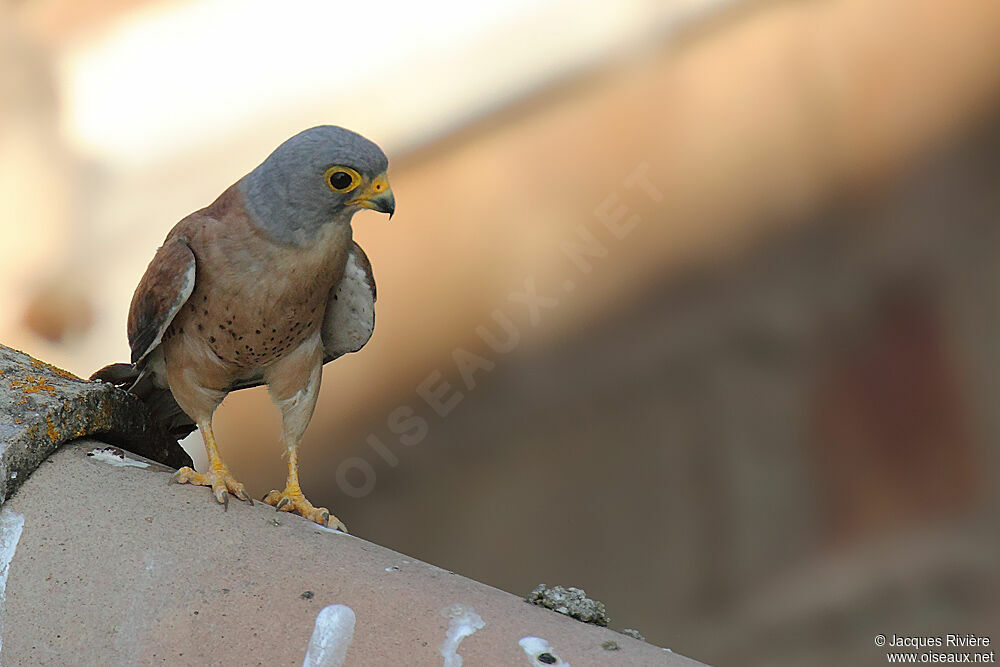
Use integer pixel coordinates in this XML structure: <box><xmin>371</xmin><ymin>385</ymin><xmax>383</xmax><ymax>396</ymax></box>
<box><xmin>346</xmin><ymin>173</ymin><xmax>392</xmax><ymax>210</ymax></box>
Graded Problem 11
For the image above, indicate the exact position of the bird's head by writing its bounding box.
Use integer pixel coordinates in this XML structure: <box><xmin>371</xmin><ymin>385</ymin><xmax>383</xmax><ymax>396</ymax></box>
<box><xmin>240</xmin><ymin>125</ymin><xmax>395</xmax><ymax>244</ymax></box>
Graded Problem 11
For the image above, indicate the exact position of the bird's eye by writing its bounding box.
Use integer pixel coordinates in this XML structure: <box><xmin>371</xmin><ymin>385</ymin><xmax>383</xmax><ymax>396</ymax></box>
<box><xmin>325</xmin><ymin>166</ymin><xmax>361</xmax><ymax>193</ymax></box>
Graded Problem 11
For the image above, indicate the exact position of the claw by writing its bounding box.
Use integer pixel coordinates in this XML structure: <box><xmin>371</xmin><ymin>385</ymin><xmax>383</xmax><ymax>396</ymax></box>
<box><xmin>169</xmin><ymin>467</ymin><xmax>192</xmax><ymax>485</ymax></box>
<box><xmin>236</xmin><ymin>488</ymin><xmax>253</xmax><ymax>505</ymax></box>
<box><xmin>170</xmin><ymin>463</ymin><xmax>251</xmax><ymax>512</ymax></box>
<box><xmin>262</xmin><ymin>488</ymin><xmax>345</xmax><ymax>529</ymax></box>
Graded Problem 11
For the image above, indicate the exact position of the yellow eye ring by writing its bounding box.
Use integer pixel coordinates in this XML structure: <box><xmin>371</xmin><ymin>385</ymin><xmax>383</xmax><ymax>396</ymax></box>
<box><xmin>325</xmin><ymin>166</ymin><xmax>361</xmax><ymax>193</ymax></box>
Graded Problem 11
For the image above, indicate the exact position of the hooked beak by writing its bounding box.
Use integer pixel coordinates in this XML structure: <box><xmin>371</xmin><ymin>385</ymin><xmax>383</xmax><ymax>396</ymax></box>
<box><xmin>347</xmin><ymin>173</ymin><xmax>395</xmax><ymax>218</ymax></box>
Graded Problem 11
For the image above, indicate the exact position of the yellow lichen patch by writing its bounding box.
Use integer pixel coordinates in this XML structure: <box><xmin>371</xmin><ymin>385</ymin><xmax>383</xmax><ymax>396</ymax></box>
<box><xmin>45</xmin><ymin>417</ymin><xmax>60</xmax><ymax>442</ymax></box>
<box><xmin>9</xmin><ymin>375</ymin><xmax>59</xmax><ymax>397</ymax></box>
<box><xmin>91</xmin><ymin>397</ymin><xmax>117</xmax><ymax>430</ymax></box>
<box><xmin>29</xmin><ymin>357</ymin><xmax>80</xmax><ymax>381</ymax></box>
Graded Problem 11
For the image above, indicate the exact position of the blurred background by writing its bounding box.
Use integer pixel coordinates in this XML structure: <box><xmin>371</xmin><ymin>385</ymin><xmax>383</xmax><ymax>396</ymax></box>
<box><xmin>2</xmin><ymin>0</ymin><xmax>1000</xmax><ymax>664</ymax></box>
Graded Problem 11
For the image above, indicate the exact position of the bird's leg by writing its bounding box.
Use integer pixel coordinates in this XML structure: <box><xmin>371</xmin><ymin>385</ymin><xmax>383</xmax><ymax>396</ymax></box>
<box><xmin>262</xmin><ymin>350</ymin><xmax>346</xmax><ymax>531</ymax></box>
<box><xmin>169</xmin><ymin>419</ymin><xmax>252</xmax><ymax>508</ymax></box>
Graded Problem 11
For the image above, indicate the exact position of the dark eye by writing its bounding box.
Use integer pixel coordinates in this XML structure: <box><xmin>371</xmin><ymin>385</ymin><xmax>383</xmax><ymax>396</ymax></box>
<box><xmin>330</xmin><ymin>171</ymin><xmax>352</xmax><ymax>189</ymax></box>
<box><xmin>325</xmin><ymin>166</ymin><xmax>361</xmax><ymax>193</ymax></box>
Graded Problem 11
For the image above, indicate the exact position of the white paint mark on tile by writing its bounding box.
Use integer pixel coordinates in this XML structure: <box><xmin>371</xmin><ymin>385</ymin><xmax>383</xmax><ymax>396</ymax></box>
<box><xmin>0</xmin><ymin>508</ymin><xmax>25</xmax><ymax>665</ymax></box>
<box><xmin>440</xmin><ymin>603</ymin><xmax>485</xmax><ymax>667</ymax></box>
<box><xmin>86</xmin><ymin>447</ymin><xmax>149</xmax><ymax>468</ymax></box>
<box><xmin>302</xmin><ymin>604</ymin><xmax>355</xmax><ymax>667</ymax></box>
<box><xmin>520</xmin><ymin>636</ymin><xmax>570</xmax><ymax>666</ymax></box>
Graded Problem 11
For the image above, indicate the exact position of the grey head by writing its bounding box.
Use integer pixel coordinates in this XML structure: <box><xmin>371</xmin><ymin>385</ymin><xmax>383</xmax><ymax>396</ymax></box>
<box><xmin>239</xmin><ymin>125</ymin><xmax>395</xmax><ymax>245</ymax></box>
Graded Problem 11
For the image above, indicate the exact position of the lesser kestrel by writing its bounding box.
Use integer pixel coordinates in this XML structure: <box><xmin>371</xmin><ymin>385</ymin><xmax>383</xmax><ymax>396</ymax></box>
<box><xmin>93</xmin><ymin>126</ymin><xmax>395</xmax><ymax>531</ymax></box>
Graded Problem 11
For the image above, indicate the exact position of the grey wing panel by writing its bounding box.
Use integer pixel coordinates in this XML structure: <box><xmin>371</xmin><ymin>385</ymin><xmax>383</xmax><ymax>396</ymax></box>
<box><xmin>321</xmin><ymin>242</ymin><xmax>376</xmax><ymax>364</ymax></box>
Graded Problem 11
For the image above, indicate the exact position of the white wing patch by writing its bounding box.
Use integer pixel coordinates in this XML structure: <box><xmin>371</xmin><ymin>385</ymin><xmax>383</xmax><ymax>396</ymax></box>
<box><xmin>321</xmin><ymin>248</ymin><xmax>375</xmax><ymax>362</ymax></box>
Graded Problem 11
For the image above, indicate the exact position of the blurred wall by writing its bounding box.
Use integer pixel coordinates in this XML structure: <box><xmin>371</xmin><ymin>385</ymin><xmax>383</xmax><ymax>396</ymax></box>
<box><xmin>336</xmin><ymin>129</ymin><xmax>1000</xmax><ymax>665</ymax></box>
<box><xmin>280</xmin><ymin>2</ymin><xmax>998</xmax><ymax>663</ymax></box>
<box><xmin>0</xmin><ymin>2</ymin><xmax>95</xmax><ymax>347</ymax></box>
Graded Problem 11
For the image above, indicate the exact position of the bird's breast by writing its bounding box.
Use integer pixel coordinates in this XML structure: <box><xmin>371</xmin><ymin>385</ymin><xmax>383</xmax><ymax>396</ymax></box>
<box><xmin>168</xmin><ymin>222</ymin><xmax>351</xmax><ymax>373</ymax></box>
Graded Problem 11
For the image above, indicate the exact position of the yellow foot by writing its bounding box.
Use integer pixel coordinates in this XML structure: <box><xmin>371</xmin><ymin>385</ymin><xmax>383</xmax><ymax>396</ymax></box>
<box><xmin>169</xmin><ymin>465</ymin><xmax>253</xmax><ymax>509</ymax></box>
<box><xmin>262</xmin><ymin>487</ymin><xmax>347</xmax><ymax>532</ymax></box>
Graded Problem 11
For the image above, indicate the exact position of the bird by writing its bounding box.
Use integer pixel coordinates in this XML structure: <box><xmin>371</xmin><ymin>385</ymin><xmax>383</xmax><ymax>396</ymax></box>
<box><xmin>92</xmin><ymin>126</ymin><xmax>394</xmax><ymax>531</ymax></box>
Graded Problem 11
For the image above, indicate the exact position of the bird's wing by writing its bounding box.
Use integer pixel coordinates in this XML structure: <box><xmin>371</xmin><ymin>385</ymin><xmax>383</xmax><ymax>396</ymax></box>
<box><xmin>127</xmin><ymin>236</ymin><xmax>196</xmax><ymax>364</ymax></box>
<box><xmin>321</xmin><ymin>240</ymin><xmax>376</xmax><ymax>363</ymax></box>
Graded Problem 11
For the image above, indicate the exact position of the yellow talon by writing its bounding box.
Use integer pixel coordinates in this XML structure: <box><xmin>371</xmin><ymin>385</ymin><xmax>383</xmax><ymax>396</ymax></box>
<box><xmin>169</xmin><ymin>464</ymin><xmax>252</xmax><ymax>508</ymax></box>
<box><xmin>263</xmin><ymin>486</ymin><xmax>346</xmax><ymax>531</ymax></box>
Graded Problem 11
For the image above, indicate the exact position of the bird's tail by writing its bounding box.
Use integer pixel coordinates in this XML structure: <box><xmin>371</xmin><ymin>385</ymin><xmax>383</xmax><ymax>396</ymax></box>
<box><xmin>91</xmin><ymin>363</ymin><xmax>197</xmax><ymax>441</ymax></box>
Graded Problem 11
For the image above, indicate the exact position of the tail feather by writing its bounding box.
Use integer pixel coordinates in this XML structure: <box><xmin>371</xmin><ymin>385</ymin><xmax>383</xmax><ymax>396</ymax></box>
<box><xmin>91</xmin><ymin>363</ymin><xmax>196</xmax><ymax>441</ymax></box>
